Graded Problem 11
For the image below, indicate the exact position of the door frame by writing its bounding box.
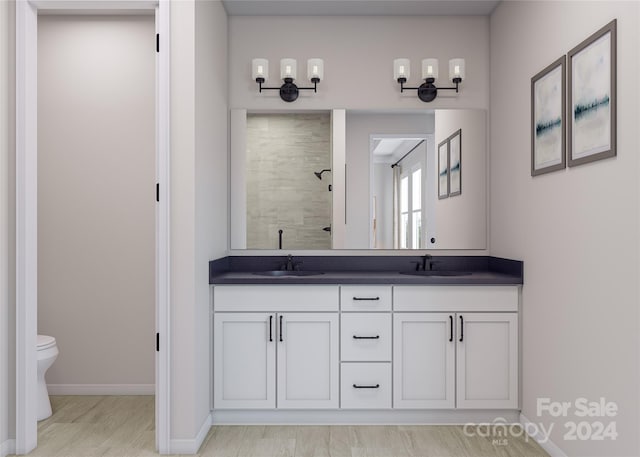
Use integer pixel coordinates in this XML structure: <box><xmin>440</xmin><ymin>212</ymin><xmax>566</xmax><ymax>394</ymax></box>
<box><xmin>15</xmin><ymin>1</ymin><xmax>171</xmax><ymax>453</ymax></box>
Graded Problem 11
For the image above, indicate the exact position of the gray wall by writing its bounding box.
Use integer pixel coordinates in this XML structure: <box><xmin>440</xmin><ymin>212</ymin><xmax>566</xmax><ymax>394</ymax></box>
<box><xmin>229</xmin><ymin>15</ymin><xmax>490</xmax><ymax>110</ymax></box>
<box><xmin>194</xmin><ymin>0</ymin><xmax>228</xmax><ymax>439</ymax></box>
<box><xmin>433</xmin><ymin>109</ymin><xmax>487</xmax><ymax>250</ymax></box>
<box><xmin>0</xmin><ymin>0</ymin><xmax>16</xmax><ymax>450</ymax></box>
<box><xmin>37</xmin><ymin>15</ymin><xmax>156</xmax><ymax>388</ymax></box>
<box><xmin>170</xmin><ymin>0</ymin><xmax>228</xmax><ymax>440</ymax></box>
<box><xmin>490</xmin><ymin>2</ymin><xmax>639</xmax><ymax>456</ymax></box>
<box><xmin>246</xmin><ymin>113</ymin><xmax>331</xmax><ymax>250</ymax></box>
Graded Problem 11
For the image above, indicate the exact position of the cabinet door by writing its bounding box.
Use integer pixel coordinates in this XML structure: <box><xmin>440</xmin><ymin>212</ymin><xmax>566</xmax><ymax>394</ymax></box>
<box><xmin>393</xmin><ymin>313</ymin><xmax>455</xmax><ymax>409</ymax></box>
<box><xmin>277</xmin><ymin>313</ymin><xmax>339</xmax><ymax>409</ymax></box>
<box><xmin>213</xmin><ymin>313</ymin><xmax>276</xmax><ymax>409</ymax></box>
<box><xmin>456</xmin><ymin>313</ymin><xmax>518</xmax><ymax>409</ymax></box>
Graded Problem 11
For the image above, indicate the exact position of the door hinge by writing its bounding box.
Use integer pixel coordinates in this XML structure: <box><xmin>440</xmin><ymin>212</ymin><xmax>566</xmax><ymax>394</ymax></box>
<box><xmin>156</xmin><ymin>33</ymin><xmax>160</xmax><ymax>53</ymax></box>
<box><xmin>156</xmin><ymin>333</ymin><xmax>160</xmax><ymax>352</ymax></box>
<box><xmin>156</xmin><ymin>183</ymin><xmax>159</xmax><ymax>202</ymax></box>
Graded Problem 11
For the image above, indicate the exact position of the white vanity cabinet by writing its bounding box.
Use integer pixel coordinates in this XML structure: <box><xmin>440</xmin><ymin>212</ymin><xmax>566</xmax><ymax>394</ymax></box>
<box><xmin>212</xmin><ymin>285</ymin><xmax>339</xmax><ymax>410</ymax></box>
<box><xmin>393</xmin><ymin>313</ymin><xmax>456</xmax><ymax>408</ymax></box>
<box><xmin>393</xmin><ymin>286</ymin><xmax>519</xmax><ymax>410</ymax></box>
<box><xmin>276</xmin><ymin>313</ymin><xmax>339</xmax><ymax>409</ymax></box>
<box><xmin>213</xmin><ymin>313</ymin><xmax>276</xmax><ymax>409</ymax></box>
<box><xmin>340</xmin><ymin>285</ymin><xmax>393</xmax><ymax>409</ymax></box>
<box><xmin>212</xmin><ymin>283</ymin><xmax>520</xmax><ymax>418</ymax></box>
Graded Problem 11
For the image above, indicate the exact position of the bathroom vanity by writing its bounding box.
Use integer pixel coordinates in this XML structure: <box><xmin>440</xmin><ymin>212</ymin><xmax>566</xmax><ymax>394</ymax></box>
<box><xmin>209</xmin><ymin>256</ymin><xmax>523</xmax><ymax>424</ymax></box>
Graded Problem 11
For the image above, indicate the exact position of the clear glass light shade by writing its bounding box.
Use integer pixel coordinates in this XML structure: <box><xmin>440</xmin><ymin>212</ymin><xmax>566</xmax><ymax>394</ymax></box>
<box><xmin>449</xmin><ymin>58</ymin><xmax>465</xmax><ymax>82</ymax></box>
<box><xmin>280</xmin><ymin>58</ymin><xmax>297</xmax><ymax>80</ymax></box>
<box><xmin>252</xmin><ymin>58</ymin><xmax>269</xmax><ymax>82</ymax></box>
<box><xmin>422</xmin><ymin>59</ymin><xmax>438</xmax><ymax>80</ymax></box>
<box><xmin>393</xmin><ymin>58</ymin><xmax>411</xmax><ymax>81</ymax></box>
<box><xmin>307</xmin><ymin>58</ymin><xmax>324</xmax><ymax>82</ymax></box>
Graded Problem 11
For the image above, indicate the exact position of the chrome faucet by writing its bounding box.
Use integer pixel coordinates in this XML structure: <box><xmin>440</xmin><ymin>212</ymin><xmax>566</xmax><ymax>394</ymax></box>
<box><xmin>415</xmin><ymin>254</ymin><xmax>433</xmax><ymax>271</ymax></box>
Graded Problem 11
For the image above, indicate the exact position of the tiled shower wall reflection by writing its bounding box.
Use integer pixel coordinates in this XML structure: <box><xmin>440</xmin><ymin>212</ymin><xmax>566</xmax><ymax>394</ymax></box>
<box><xmin>246</xmin><ymin>113</ymin><xmax>331</xmax><ymax>250</ymax></box>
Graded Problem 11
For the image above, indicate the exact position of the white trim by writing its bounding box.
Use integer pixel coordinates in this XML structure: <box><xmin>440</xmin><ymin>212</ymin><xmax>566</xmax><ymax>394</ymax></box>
<box><xmin>331</xmin><ymin>109</ymin><xmax>346</xmax><ymax>249</ymax></box>
<box><xmin>211</xmin><ymin>409</ymin><xmax>520</xmax><ymax>425</ymax></box>
<box><xmin>229</xmin><ymin>109</ymin><xmax>247</xmax><ymax>249</ymax></box>
<box><xmin>31</xmin><ymin>0</ymin><xmax>157</xmax><ymax>9</ymax></box>
<box><xmin>1</xmin><ymin>439</ymin><xmax>16</xmax><ymax>457</ymax></box>
<box><xmin>15</xmin><ymin>1</ymin><xmax>38</xmax><ymax>453</ymax></box>
<box><xmin>47</xmin><ymin>384</ymin><xmax>155</xmax><ymax>396</ymax></box>
<box><xmin>520</xmin><ymin>413</ymin><xmax>567</xmax><ymax>457</ymax></box>
<box><xmin>169</xmin><ymin>413</ymin><xmax>211</xmax><ymax>454</ymax></box>
<box><xmin>155</xmin><ymin>1</ymin><xmax>171</xmax><ymax>454</ymax></box>
<box><xmin>15</xmin><ymin>1</ymin><xmax>171</xmax><ymax>454</ymax></box>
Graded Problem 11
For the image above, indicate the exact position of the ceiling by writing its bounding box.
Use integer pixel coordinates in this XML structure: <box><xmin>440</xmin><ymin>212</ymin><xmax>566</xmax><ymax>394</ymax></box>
<box><xmin>222</xmin><ymin>0</ymin><xmax>501</xmax><ymax>16</ymax></box>
<box><xmin>372</xmin><ymin>137</ymin><xmax>425</xmax><ymax>164</ymax></box>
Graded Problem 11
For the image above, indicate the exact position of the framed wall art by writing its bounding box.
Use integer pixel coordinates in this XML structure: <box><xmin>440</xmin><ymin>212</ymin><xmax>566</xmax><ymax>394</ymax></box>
<box><xmin>438</xmin><ymin>140</ymin><xmax>449</xmax><ymax>199</ymax></box>
<box><xmin>531</xmin><ymin>56</ymin><xmax>566</xmax><ymax>176</ymax></box>
<box><xmin>448</xmin><ymin>129</ymin><xmax>462</xmax><ymax>195</ymax></box>
<box><xmin>568</xmin><ymin>19</ymin><xmax>617</xmax><ymax>167</ymax></box>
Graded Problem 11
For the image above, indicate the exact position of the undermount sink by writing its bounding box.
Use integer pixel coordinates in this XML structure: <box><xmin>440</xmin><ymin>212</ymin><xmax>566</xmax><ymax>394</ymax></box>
<box><xmin>399</xmin><ymin>271</ymin><xmax>473</xmax><ymax>277</ymax></box>
<box><xmin>252</xmin><ymin>270</ymin><xmax>325</xmax><ymax>277</ymax></box>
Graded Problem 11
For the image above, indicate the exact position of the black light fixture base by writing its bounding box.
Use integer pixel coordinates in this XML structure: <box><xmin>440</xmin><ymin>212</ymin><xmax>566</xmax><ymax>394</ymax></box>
<box><xmin>397</xmin><ymin>76</ymin><xmax>461</xmax><ymax>102</ymax></box>
<box><xmin>280</xmin><ymin>78</ymin><xmax>299</xmax><ymax>102</ymax></box>
<box><xmin>256</xmin><ymin>76</ymin><xmax>320</xmax><ymax>102</ymax></box>
<box><xmin>417</xmin><ymin>82</ymin><xmax>437</xmax><ymax>103</ymax></box>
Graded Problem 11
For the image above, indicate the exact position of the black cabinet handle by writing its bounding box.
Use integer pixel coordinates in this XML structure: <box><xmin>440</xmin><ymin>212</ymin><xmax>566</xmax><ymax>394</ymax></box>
<box><xmin>353</xmin><ymin>297</ymin><xmax>380</xmax><ymax>301</ymax></box>
<box><xmin>449</xmin><ymin>315</ymin><xmax>453</xmax><ymax>342</ymax></box>
<box><xmin>459</xmin><ymin>315</ymin><xmax>464</xmax><ymax>342</ymax></box>
<box><xmin>279</xmin><ymin>315</ymin><xmax>283</xmax><ymax>342</ymax></box>
<box><xmin>269</xmin><ymin>315</ymin><xmax>273</xmax><ymax>342</ymax></box>
<box><xmin>353</xmin><ymin>335</ymin><xmax>380</xmax><ymax>340</ymax></box>
<box><xmin>353</xmin><ymin>384</ymin><xmax>380</xmax><ymax>389</ymax></box>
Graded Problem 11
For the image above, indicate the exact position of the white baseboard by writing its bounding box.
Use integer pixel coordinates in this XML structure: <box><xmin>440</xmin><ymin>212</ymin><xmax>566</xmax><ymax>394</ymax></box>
<box><xmin>169</xmin><ymin>412</ymin><xmax>212</xmax><ymax>454</ymax></box>
<box><xmin>520</xmin><ymin>413</ymin><xmax>567</xmax><ymax>457</ymax></box>
<box><xmin>47</xmin><ymin>384</ymin><xmax>155</xmax><ymax>395</ymax></box>
<box><xmin>1</xmin><ymin>439</ymin><xmax>16</xmax><ymax>457</ymax></box>
<box><xmin>211</xmin><ymin>409</ymin><xmax>520</xmax><ymax>425</ymax></box>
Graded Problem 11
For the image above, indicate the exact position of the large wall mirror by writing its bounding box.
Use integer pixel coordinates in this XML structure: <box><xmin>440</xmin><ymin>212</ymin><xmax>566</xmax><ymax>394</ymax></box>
<box><xmin>230</xmin><ymin>108</ymin><xmax>487</xmax><ymax>251</ymax></box>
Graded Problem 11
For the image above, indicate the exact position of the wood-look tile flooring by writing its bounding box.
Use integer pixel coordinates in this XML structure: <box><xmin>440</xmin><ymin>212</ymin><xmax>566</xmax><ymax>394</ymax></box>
<box><xmin>22</xmin><ymin>396</ymin><xmax>550</xmax><ymax>457</ymax></box>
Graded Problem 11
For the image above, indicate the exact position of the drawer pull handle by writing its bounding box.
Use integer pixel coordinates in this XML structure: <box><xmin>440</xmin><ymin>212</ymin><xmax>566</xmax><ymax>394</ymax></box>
<box><xmin>353</xmin><ymin>335</ymin><xmax>380</xmax><ymax>340</ymax></box>
<box><xmin>269</xmin><ymin>315</ymin><xmax>273</xmax><ymax>342</ymax></box>
<box><xmin>459</xmin><ymin>315</ymin><xmax>464</xmax><ymax>342</ymax></box>
<box><xmin>353</xmin><ymin>297</ymin><xmax>380</xmax><ymax>301</ymax></box>
<box><xmin>449</xmin><ymin>315</ymin><xmax>453</xmax><ymax>342</ymax></box>
<box><xmin>353</xmin><ymin>384</ymin><xmax>380</xmax><ymax>389</ymax></box>
<box><xmin>279</xmin><ymin>315</ymin><xmax>284</xmax><ymax>342</ymax></box>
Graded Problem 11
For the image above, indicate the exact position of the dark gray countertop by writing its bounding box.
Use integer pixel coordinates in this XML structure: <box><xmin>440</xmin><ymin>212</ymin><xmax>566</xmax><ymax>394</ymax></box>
<box><xmin>209</xmin><ymin>256</ymin><xmax>523</xmax><ymax>285</ymax></box>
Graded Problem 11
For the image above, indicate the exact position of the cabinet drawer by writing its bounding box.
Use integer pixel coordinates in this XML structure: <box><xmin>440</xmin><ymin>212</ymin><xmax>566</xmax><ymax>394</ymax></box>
<box><xmin>341</xmin><ymin>314</ymin><xmax>391</xmax><ymax>361</ymax></box>
<box><xmin>213</xmin><ymin>285</ymin><xmax>339</xmax><ymax>312</ymax></box>
<box><xmin>341</xmin><ymin>286</ymin><xmax>392</xmax><ymax>311</ymax></box>
<box><xmin>393</xmin><ymin>286</ymin><xmax>519</xmax><ymax>312</ymax></box>
<box><xmin>341</xmin><ymin>363</ymin><xmax>391</xmax><ymax>409</ymax></box>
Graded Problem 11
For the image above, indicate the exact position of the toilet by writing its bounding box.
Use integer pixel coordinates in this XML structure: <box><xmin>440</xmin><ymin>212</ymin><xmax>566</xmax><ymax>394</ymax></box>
<box><xmin>37</xmin><ymin>335</ymin><xmax>58</xmax><ymax>421</ymax></box>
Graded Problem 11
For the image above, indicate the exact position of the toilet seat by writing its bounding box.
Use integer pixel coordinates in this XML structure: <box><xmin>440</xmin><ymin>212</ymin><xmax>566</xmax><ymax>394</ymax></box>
<box><xmin>37</xmin><ymin>335</ymin><xmax>56</xmax><ymax>351</ymax></box>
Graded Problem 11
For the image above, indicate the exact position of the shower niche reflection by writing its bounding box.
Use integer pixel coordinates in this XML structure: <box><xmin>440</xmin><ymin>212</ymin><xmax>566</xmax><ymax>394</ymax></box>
<box><xmin>243</xmin><ymin>112</ymin><xmax>332</xmax><ymax>250</ymax></box>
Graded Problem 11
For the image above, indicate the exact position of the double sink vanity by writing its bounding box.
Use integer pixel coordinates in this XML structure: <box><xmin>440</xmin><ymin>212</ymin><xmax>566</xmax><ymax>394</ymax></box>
<box><xmin>214</xmin><ymin>106</ymin><xmax>519</xmax><ymax>423</ymax></box>
<box><xmin>209</xmin><ymin>255</ymin><xmax>523</xmax><ymax>424</ymax></box>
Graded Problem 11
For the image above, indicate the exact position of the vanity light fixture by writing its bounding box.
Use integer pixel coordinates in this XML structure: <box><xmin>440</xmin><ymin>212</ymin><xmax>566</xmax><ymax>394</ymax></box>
<box><xmin>394</xmin><ymin>58</ymin><xmax>465</xmax><ymax>102</ymax></box>
<box><xmin>252</xmin><ymin>57</ymin><xmax>323</xmax><ymax>102</ymax></box>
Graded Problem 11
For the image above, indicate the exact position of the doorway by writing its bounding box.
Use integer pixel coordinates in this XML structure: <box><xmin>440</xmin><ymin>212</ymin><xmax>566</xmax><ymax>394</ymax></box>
<box><xmin>15</xmin><ymin>2</ymin><xmax>170</xmax><ymax>454</ymax></box>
